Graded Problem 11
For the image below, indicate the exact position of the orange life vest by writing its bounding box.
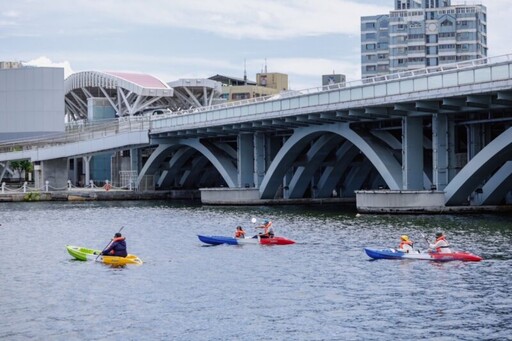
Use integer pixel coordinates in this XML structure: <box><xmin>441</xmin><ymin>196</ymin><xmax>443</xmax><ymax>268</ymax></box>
<box><xmin>235</xmin><ymin>230</ymin><xmax>245</xmax><ymax>238</ymax></box>
<box><xmin>399</xmin><ymin>240</ymin><xmax>414</xmax><ymax>249</ymax></box>
<box><xmin>434</xmin><ymin>236</ymin><xmax>449</xmax><ymax>252</ymax></box>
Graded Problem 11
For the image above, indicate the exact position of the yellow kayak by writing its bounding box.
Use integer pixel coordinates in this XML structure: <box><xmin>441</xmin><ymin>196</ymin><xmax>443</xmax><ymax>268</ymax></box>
<box><xmin>66</xmin><ymin>245</ymin><xmax>143</xmax><ymax>265</ymax></box>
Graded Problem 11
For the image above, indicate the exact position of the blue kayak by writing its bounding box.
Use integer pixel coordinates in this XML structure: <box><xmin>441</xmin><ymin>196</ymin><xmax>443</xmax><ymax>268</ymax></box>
<box><xmin>197</xmin><ymin>235</ymin><xmax>241</xmax><ymax>245</ymax></box>
<box><xmin>198</xmin><ymin>235</ymin><xmax>295</xmax><ymax>246</ymax></box>
<box><xmin>364</xmin><ymin>248</ymin><xmax>482</xmax><ymax>261</ymax></box>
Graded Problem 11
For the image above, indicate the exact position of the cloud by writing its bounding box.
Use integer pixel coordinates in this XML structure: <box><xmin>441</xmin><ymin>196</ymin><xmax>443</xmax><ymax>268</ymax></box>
<box><xmin>485</xmin><ymin>0</ymin><xmax>512</xmax><ymax>57</ymax></box>
<box><xmin>2</xmin><ymin>10</ymin><xmax>20</xmax><ymax>18</ymax></box>
<box><xmin>6</xmin><ymin>0</ymin><xmax>509</xmax><ymax>90</ymax></box>
<box><xmin>5</xmin><ymin>0</ymin><xmax>388</xmax><ymax>40</ymax></box>
<box><xmin>103</xmin><ymin>0</ymin><xmax>385</xmax><ymax>40</ymax></box>
<box><xmin>22</xmin><ymin>56</ymin><xmax>74</xmax><ymax>78</ymax></box>
<box><xmin>82</xmin><ymin>0</ymin><xmax>389</xmax><ymax>39</ymax></box>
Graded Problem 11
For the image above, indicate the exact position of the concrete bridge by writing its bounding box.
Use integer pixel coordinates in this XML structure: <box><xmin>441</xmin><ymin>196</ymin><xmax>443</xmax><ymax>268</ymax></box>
<box><xmin>1</xmin><ymin>54</ymin><xmax>512</xmax><ymax>210</ymax></box>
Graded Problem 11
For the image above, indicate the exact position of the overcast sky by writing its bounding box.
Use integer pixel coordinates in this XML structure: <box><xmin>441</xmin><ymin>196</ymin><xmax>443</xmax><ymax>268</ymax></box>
<box><xmin>1</xmin><ymin>0</ymin><xmax>510</xmax><ymax>90</ymax></box>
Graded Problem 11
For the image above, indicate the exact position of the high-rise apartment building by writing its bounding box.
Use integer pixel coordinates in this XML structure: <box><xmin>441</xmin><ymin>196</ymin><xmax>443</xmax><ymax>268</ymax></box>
<box><xmin>361</xmin><ymin>0</ymin><xmax>487</xmax><ymax>79</ymax></box>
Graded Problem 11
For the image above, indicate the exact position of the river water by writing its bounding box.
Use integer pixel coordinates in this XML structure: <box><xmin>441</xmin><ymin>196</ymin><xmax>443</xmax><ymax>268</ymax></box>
<box><xmin>0</xmin><ymin>201</ymin><xmax>510</xmax><ymax>340</ymax></box>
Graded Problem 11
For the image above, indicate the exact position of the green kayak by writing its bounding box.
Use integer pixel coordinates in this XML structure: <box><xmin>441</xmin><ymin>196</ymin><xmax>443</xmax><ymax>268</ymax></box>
<box><xmin>66</xmin><ymin>245</ymin><xmax>143</xmax><ymax>265</ymax></box>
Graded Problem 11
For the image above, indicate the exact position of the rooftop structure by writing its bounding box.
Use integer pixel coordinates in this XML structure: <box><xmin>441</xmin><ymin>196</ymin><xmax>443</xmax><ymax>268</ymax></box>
<box><xmin>210</xmin><ymin>72</ymin><xmax>288</xmax><ymax>102</ymax></box>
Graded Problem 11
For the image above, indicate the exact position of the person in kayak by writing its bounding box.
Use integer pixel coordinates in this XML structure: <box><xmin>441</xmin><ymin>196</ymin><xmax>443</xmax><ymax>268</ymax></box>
<box><xmin>256</xmin><ymin>220</ymin><xmax>274</xmax><ymax>238</ymax></box>
<box><xmin>429</xmin><ymin>232</ymin><xmax>452</xmax><ymax>253</ymax></box>
<box><xmin>234</xmin><ymin>226</ymin><xmax>246</xmax><ymax>238</ymax></box>
<box><xmin>397</xmin><ymin>235</ymin><xmax>414</xmax><ymax>253</ymax></box>
<box><xmin>101</xmin><ymin>232</ymin><xmax>128</xmax><ymax>257</ymax></box>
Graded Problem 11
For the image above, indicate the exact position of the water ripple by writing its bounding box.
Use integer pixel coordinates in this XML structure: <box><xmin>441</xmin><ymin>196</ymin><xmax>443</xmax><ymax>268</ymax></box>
<box><xmin>0</xmin><ymin>202</ymin><xmax>510</xmax><ymax>340</ymax></box>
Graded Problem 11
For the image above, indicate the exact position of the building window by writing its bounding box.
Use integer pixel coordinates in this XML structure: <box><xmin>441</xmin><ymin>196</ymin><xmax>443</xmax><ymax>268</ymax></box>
<box><xmin>366</xmin><ymin>44</ymin><xmax>376</xmax><ymax>50</ymax></box>
<box><xmin>440</xmin><ymin>56</ymin><xmax>456</xmax><ymax>62</ymax></box>
<box><xmin>408</xmin><ymin>34</ymin><xmax>425</xmax><ymax>40</ymax></box>
<box><xmin>408</xmin><ymin>57</ymin><xmax>425</xmax><ymax>63</ymax></box>
<box><xmin>232</xmin><ymin>93</ymin><xmax>250</xmax><ymax>100</ymax></box>
<box><xmin>439</xmin><ymin>44</ymin><xmax>455</xmax><ymax>49</ymax></box>
<box><xmin>439</xmin><ymin>32</ymin><xmax>455</xmax><ymax>38</ymax></box>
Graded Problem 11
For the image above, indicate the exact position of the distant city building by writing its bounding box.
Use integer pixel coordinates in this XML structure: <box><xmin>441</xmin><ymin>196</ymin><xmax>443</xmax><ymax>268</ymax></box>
<box><xmin>256</xmin><ymin>72</ymin><xmax>288</xmax><ymax>91</ymax></box>
<box><xmin>0</xmin><ymin>61</ymin><xmax>23</xmax><ymax>69</ymax></box>
<box><xmin>361</xmin><ymin>0</ymin><xmax>487</xmax><ymax>79</ymax></box>
<box><xmin>209</xmin><ymin>72</ymin><xmax>288</xmax><ymax>102</ymax></box>
<box><xmin>322</xmin><ymin>74</ymin><xmax>346</xmax><ymax>86</ymax></box>
<box><xmin>0</xmin><ymin>67</ymin><xmax>64</xmax><ymax>142</ymax></box>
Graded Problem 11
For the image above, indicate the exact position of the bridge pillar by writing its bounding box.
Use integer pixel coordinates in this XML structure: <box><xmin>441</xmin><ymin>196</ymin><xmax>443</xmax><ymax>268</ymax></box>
<box><xmin>130</xmin><ymin>148</ymin><xmax>140</xmax><ymax>176</ymax></box>
<box><xmin>432</xmin><ymin>114</ymin><xmax>455</xmax><ymax>191</ymax></box>
<box><xmin>238</xmin><ymin>133</ymin><xmax>254</xmax><ymax>188</ymax></box>
<box><xmin>254</xmin><ymin>133</ymin><xmax>265</xmax><ymax>187</ymax></box>
<box><xmin>34</xmin><ymin>158</ymin><xmax>68</xmax><ymax>190</ymax></box>
<box><xmin>468</xmin><ymin>123</ymin><xmax>483</xmax><ymax>161</ymax></box>
<box><xmin>402</xmin><ymin>117</ymin><xmax>424</xmax><ymax>190</ymax></box>
<box><xmin>83</xmin><ymin>156</ymin><xmax>91</xmax><ymax>186</ymax></box>
<box><xmin>69</xmin><ymin>157</ymin><xmax>78</xmax><ymax>186</ymax></box>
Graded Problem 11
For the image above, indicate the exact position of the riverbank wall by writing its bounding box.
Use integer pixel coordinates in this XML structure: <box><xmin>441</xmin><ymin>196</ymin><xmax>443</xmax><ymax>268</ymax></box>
<box><xmin>1</xmin><ymin>188</ymin><xmax>511</xmax><ymax>215</ymax></box>
<box><xmin>0</xmin><ymin>189</ymin><xmax>200</xmax><ymax>202</ymax></box>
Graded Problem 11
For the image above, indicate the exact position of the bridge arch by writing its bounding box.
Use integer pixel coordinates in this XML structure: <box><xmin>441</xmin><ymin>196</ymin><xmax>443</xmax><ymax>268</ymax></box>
<box><xmin>259</xmin><ymin>123</ymin><xmax>402</xmax><ymax>199</ymax></box>
<box><xmin>136</xmin><ymin>139</ymin><xmax>237</xmax><ymax>189</ymax></box>
<box><xmin>444</xmin><ymin>126</ymin><xmax>512</xmax><ymax>205</ymax></box>
<box><xmin>286</xmin><ymin>134</ymin><xmax>345</xmax><ymax>198</ymax></box>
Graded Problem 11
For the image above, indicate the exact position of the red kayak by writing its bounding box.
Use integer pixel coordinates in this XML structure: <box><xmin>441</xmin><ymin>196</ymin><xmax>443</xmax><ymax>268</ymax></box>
<box><xmin>259</xmin><ymin>236</ymin><xmax>296</xmax><ymax>245</ymax></box>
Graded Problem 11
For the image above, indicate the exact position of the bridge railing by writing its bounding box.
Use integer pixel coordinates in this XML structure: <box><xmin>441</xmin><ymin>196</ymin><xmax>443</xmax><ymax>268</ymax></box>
<box><xmin>152</xmin><ymin>53</ymin><xmax>512</xmax><ymax>119</ymax></box>
<box><xmin>0</xmin><ymin>117</ymin><xmax>150</xmax><ymax>154</ymax></box>
<box><xmin>1</xmin><ymin>53</ymin><xmax>510</xmax><ymax>155</ymax></box>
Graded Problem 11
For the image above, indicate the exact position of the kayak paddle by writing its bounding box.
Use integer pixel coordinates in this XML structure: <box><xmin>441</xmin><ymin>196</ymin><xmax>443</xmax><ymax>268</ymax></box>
<box><xmin>420</xmin><ymin>232</ymin><xmax>430</xmax><ymax>245</ymax></box>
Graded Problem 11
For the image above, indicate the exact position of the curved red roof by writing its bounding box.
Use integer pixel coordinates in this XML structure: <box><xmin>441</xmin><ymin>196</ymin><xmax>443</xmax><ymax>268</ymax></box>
<box><xmin>105</xmin><ymin>71</ymin><xmax>168</xmax><ymax>88</ymax></box>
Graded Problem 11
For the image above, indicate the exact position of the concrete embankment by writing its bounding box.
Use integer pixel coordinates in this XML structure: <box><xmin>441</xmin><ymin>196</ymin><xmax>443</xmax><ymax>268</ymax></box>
<box><xmin>0</xmin><ymin>189</ymin><xmax>200</xmax><ymax>202</ymax></box>
<box><xmin>2</xmin><ymin>189</ymin><xmax>510</xmax><ymax>214</ymax></box>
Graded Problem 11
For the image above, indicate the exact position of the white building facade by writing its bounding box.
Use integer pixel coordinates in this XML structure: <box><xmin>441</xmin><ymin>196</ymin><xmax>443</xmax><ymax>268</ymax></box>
<box><xmin>361</xmin><ymin>0</ymin><xmax>487</xmax><ymax>79</ymax></box>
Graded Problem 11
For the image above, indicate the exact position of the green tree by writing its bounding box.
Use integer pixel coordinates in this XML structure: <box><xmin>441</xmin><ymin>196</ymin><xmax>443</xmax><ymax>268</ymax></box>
<box><xmin>10</xmin><ymin>160</ymin><xmax>33</xmax><ymax>183</ymax></box>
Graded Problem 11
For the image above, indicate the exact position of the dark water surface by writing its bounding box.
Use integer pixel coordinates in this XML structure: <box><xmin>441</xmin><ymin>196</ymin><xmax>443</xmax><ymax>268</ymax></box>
<box><xmin>0</xmin><ymin>201</ymin><xmax>511</xmax><ymax>340</ymax></box>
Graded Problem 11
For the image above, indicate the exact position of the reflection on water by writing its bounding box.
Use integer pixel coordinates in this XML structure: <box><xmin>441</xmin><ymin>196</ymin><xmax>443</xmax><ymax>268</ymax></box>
<box><xmin>0</xmin><ymin>201</ymin><xmax>510</xmax><ymax>340</ymax></box>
